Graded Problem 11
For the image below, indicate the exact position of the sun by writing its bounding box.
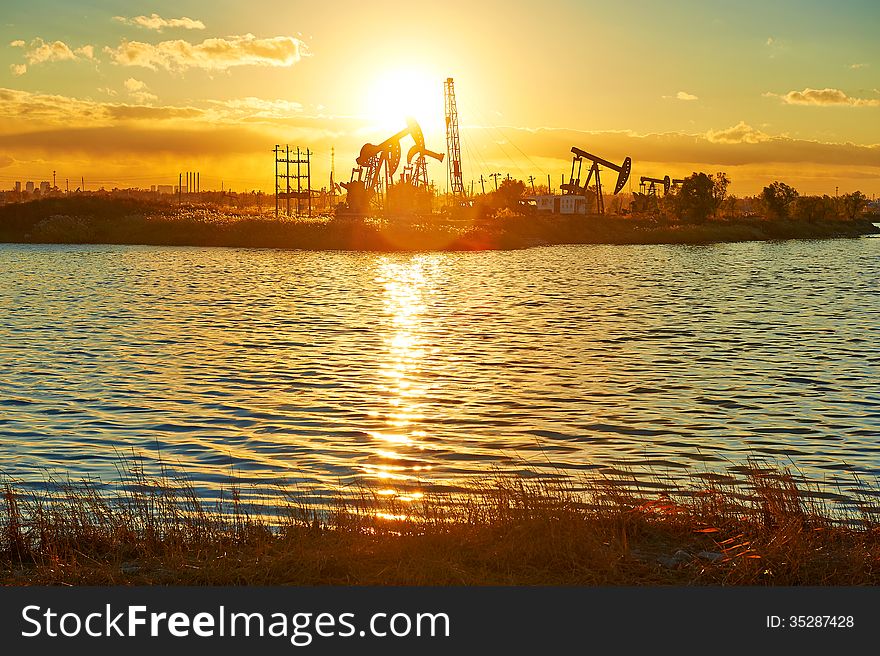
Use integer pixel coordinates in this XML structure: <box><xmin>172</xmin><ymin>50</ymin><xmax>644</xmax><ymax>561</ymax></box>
<box><xmin>365</xmin><ymin>69</ymin><xmax>445</xmax><ymax>139</ymax></box>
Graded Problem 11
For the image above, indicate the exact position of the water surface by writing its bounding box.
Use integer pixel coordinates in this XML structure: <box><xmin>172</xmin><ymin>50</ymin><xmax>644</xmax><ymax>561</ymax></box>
<box><xmin>1</xmin><ymin>239</ymin><xmax>878</xmax><ymax>508</ymax></box>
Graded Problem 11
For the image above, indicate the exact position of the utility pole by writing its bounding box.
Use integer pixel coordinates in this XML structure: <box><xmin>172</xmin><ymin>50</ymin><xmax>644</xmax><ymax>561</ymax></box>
<box><xmin>547</xmin><ymin>173</ymin><xmax>552</xmax><ymax>195</ymax></box>
<box><xmin>528</xmin><ymin>176</ymin><xmax>536</xmax><ymax>194</ymax></box>
<box><xmin>490</xmin><ymin>172</ymin><xmax>502</xmax><ymax>190</ymax></box>
<box><xmin>479</xmin><ymin>174</ymin><xmax>487</xmax><ymax>194</ymax></box>
<box><xmin>274</xmin><ymin>145</ymin><xmax>280</xmax><ymax>218</ymax></box>
<box><xmin>52</xmin><ymin>170</ymin><xmax>56</xmax><ymax>191</ymax></box>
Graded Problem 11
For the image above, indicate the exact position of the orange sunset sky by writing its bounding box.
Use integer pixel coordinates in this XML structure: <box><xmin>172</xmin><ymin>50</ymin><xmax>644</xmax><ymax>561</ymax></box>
<box><xmin>1</xmin><ymin>0</ymin><xmax>878</xmax><ymax>196</ymax></box>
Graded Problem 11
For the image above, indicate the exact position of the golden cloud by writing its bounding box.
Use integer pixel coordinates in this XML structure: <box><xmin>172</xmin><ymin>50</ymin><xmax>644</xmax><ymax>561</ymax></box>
<box><xmin>114</xmin><ymin>14</ymin><xmax>206</xmax><ymax>31</ymax></box>
<box><xmin>706</xmin><ymin>121</ymin><xmax>770</xmax><ymax>144</ymax></box>
<box><xmin>123</xmin><ymin>78</ymin><xmax>158</xmax><ymax>104</ymax></box>
<box><xmin>766</xmin><ymin>87</ymin><xmax>880</xmax><ymax>107</ymax></box>
<box><xmin>103</xmin><ymin>34</ymin><xmax>307</xmax><ymax>72</ymax></box>
<box><xmin>22</xmin><ymin>38</ymin><xmax>95</xmax><ymax>65</ymax></box>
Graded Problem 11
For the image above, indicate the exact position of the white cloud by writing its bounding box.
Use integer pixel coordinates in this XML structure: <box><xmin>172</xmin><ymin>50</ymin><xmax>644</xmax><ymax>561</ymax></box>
<box><xmin>849</xmin><ymin>63</ymin><xmax>868</xmax><ymax>70</ymax></box>
<box><xmin>765</xmin><ymin>87</ymin><xmax>880</xmax><ymax>107</ymax></box>
<box><xmin>9</xmin><ymin>64</ymin><xmax>26</xmax><ymax>76</ymax></box>
<box><xmin>9</xmin><ymin>40</ymin><xmax>25</xmax><ymax>48</ymax></box>
<box><xmin>103</xmin><ymin>33</ymin><xmax>307</xmax><ymax>72</ymax></box>
<box><xmin>114</xmin><ymin>14</ymin><xmax>206</xmax><ymax>31</ymax></box>
<box><xmin>676</xmin><ymin>91</ymin><xmax>698</xmax><ymax>101</ymax></box>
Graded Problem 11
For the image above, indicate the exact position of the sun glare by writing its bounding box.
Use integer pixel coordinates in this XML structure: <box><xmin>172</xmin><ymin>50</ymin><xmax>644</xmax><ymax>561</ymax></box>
<box><xmin>365</xmin><ymin>69</ymin><xmax>445</xmax><ymax>138</ymax></box>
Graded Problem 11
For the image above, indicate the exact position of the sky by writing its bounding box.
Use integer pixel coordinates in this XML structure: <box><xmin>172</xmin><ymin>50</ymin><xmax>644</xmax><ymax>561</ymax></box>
<box><xmin>0</xmin><ymin>0</ymin><xmax>878</xmax><ymax>196</ymax></box>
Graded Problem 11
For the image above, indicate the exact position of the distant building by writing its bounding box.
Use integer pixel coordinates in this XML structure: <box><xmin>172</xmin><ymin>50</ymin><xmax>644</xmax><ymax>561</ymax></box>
<box><xmin>14</xmin><ymin>181</ymin><xmax>21</xmax><ymax>193</ymax></box>
<box><xmin>157</xmin><ymin>184</ymin><xmax>174</xmax><ymax>195</ymax></box>
<box><xmin>25</xmin><ymin>181</ymin><xmax>34</xmax><ymax>194</ymax></box>
<box><xmin>150</xmin><ymin>185</ymin><xmax>156</xmax><ymax>192</ymax></box>
<box><xmin>39</xmin><ymin>181</ymin><xmax>50</xmax><ymax>195</ymax></box>
<box><xmin>529</xmin><ymin>194</ymin><xmax>587</xmax><ymax>215</ymax></box>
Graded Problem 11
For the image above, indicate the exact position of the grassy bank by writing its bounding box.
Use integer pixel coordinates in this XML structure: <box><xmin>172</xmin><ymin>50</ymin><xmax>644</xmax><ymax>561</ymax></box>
<box><xmin>3</xmin><ymin>463</ymin><xmax>879</xmax><ymax>585</ymax></box>
<box><xmin>0</xmin><ymin>197</ymin><xmax>876</xmax><ymax>251</ymax></box>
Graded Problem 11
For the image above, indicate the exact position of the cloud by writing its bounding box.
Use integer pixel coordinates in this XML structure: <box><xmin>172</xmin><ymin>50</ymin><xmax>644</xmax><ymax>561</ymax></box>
<box><xmin>661</xmin><ymin>91</ymin><xmax>698</xmax><ymax>101</ymax></box>
<box><xmin>0</xmin><ymin>87</ymin><xmax>203</xmax><ymax>127</ymax></box>
<box><xmin>114</xmin><ymin>14</ymin><xmax>206</xmax><ymax>31</ymax></box>
<box><xmin>103</xmin><ymin>33</ymin><xmax>307</xmax><ymax>72</ymax></box>
<box><xmin>123</xmin><ymin>78</ymin><xmax>158</xmax><ymax>104</ymax></box>
<box><xmin>76</xmin><ymin>44</ymin><xmax>95</xmax><ymax>60</ymax></box>
<box><xmin>850</xmin><ymin>63</ymin><xmax>868</xmax><ymax>70</ymax></box>
<box><xmin>206</xmin><ymin>97</ymin><xmax>304</xmax><ymax>118</ymax></box>
<box><xmin>706</xmin><ymin>121</ymin><xmax>770</xmax><ymax>144</ymax></box>
<box><xmin>765</xmin><ymin>87</ymin><xmax>880</xmax><ymax>107</ymax></box>
<box><xmin>24</xmin><ymin>38</ymin><xmax>77</xmax><ymax>64</ymax></box>
<box><xmin>10</xmin><ymin>38</ymin><xmax>96</xmax><ymax>72</ymax></box>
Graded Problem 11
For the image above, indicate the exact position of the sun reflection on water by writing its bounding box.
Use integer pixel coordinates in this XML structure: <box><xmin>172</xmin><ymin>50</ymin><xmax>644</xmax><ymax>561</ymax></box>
<box><xmin>363</xmin><ymin>256</ymin><xmax>438</xmax><ymax>512</ymax></box>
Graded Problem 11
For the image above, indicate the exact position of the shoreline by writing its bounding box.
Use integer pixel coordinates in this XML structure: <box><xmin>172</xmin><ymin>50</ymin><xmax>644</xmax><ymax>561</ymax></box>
<box><xmin>3</xmin><ymin>463</ymin><xmax>879</xmax><ymax>586</ymax></box>
<box><xmin>1</xmin><ymin>197</ymin><xmax>877</xmax><ymax>252</ymax></box>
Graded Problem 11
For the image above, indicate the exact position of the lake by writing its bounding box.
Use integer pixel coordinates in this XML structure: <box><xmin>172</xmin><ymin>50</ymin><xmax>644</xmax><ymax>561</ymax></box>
<box><xmin>1</xmin><ymin>238</ymin><xmax>878</xmax><ymax>510</ymax></box>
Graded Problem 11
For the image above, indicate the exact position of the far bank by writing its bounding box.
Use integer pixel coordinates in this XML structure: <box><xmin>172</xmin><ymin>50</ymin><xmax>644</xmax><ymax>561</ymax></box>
<box><xmin>0</xmin><ymin>196</ymin><xmax>877</xmax><ymax>251</ymax></box>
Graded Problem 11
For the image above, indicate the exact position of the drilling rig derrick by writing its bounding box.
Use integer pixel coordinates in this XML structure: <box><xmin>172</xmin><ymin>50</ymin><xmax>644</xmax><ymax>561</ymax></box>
<box><xmin>444</xmin><ymin>78</ymin><xmax>465</xmax><ymax>202</ymax></box>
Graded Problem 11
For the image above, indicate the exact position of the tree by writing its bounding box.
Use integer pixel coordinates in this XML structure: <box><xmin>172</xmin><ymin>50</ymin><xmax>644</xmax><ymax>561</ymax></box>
<box><xmin>761</xmin><ymin>181</ymin><xmax>799</xmax><ymax>219</ymax></box>
<box><xmin>676</xmin><ymin>172</ymin><xmax>715</xmax><ymax>224</ymax></box>
<box><xmin>792</xmin><ymin>195</ymin><xmax>834</xmax><ymax>223</ymax></box>
<box><xmin>712</xmin><ymin>172</ymin><xmax>730</xmax><ymax>217</ymax></box>
<box><xmin>491</xmin><ymin>178</ymin><xmax>527</xmax><ymax>213</ymax></box>
<box><xmin>840</xmin><ymin>191</ymin><xmax>867</xmax><ymax>220</ymax></box>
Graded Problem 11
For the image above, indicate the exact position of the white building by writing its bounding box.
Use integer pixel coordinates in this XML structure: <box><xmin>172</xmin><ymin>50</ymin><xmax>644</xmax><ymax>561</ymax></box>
<box><xmin>39</xmin><ymin>181</ymin><xmax>50</xmax><ymax>194</ymax></box>
<box><xmin>14</xmin><ymin>181</ymin><xmax>21</xmax><ymax>193</ymax></box>
<box><xmin>25</xmin><ymin>181</ymin><xmax>34</xmax><ymax>193</ymax></box>
<box><xmin>157</xmin><ymin>184</ymin><xmax>174</xmax><ymax>195</ymax></box>
<box><xmin>528</xmin><ymin>194</ymin><xmax>587</xmax><ymax>215</ymax></box>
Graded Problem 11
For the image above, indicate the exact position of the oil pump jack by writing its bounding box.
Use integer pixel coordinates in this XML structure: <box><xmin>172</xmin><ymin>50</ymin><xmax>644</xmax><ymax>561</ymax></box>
<box><xmin>639</xmin><ymin>175</ymin><xmax>671</xmax><ymax>196</ymax></box>
<box><xmin>340</xmin><ymin>118</ymin><xmax>444</xmax><ymax>216</ymax></box>
<box><xmin>560</xmin><ymin>147</ymin><xmax>631</xmax><ymax>214</ymax></box>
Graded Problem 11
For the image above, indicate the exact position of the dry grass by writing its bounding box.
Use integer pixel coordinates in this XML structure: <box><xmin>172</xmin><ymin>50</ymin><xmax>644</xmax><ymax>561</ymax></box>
<box><xmin>2</xmin><ymin>459</ymin><xmax>879</xmax><ymax>586</ymax></box>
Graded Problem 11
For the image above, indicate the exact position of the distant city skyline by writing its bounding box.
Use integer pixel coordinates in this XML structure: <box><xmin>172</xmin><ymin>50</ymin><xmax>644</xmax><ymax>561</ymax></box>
<box><xmin>0</xmin><ymin>0</ymin><xmax>878</xmax><ymax>195</ymax></box>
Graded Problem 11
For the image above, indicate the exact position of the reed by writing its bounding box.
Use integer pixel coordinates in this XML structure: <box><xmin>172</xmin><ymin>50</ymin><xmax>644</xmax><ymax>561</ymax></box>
<box><xmin>2</xmin><ymin>459</ymin><xmax>878</xmax><ymax>585</ymax></box>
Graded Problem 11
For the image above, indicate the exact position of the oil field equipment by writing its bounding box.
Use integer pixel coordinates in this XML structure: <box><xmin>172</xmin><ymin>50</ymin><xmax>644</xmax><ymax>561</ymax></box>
<box><xmin>444</xmin><ymin>78</ymin><xmax>465</xmax><ymax>200</ymax></box>
<box><xmin>341</xmin><ymin>118</ymin><xmax>444</xmax><ymax>215</ymax></box>
<box><xmin>561</xmin><ymin>147</ymin><xmax>631</xmax><ymax>215</ymax></box>
<box><xmin>639</xmin><ymin>175</ymin><xmax>671</xmax><ymax>196</ymax></box>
